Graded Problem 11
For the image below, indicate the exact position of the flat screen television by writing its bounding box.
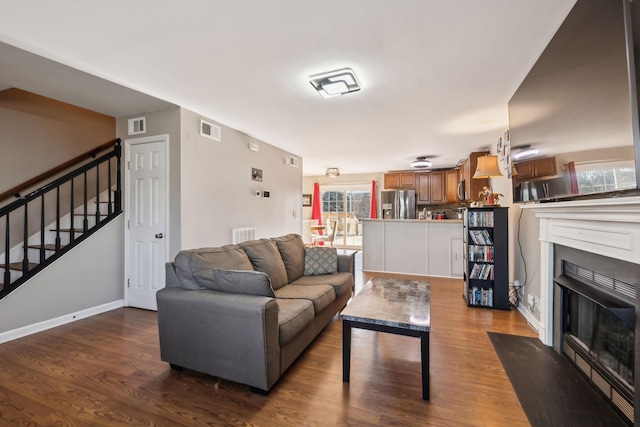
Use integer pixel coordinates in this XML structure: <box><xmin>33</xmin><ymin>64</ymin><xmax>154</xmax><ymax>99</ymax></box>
<box><xmin>508</xmin><ymin>0</ymin><xmax>640</xmax><ymax>202</ymax></box>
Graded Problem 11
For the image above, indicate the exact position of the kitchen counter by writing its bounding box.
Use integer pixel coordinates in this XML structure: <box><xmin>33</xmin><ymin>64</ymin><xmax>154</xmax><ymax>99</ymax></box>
<box><xmin>362</xmin><ymin>219</ymin><xmax>463</xmax><ymax>278</ymax></box>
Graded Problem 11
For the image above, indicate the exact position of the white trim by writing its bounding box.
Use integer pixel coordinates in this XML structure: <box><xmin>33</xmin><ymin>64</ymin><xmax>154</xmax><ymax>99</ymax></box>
<box><xmin>517</xmin><ymin>303</ymin><xmax>542</xmax><ymax>333</ymax></box>
<box><xmin>0</xmin><ymin>300</ymin><xmax>124</xmax><ymax>344</ymax></box>
<box><xmin>522</xmin><ymin>196</ymin><xmax>640</xmax><ymax>346</ymax></box>
<box><xmin>123</xmin><ymin>135</ymin><xmax>170</xmax><ymax>308</ymax></box>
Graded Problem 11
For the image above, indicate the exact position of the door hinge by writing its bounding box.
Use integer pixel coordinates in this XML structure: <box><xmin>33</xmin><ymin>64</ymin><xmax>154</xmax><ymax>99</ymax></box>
<box><xmin>127</xmin><ymin>220</ymin><xmax>130</xmax><ymax>229</ymax></box>
<box><xmin>127</xmin><ymin>278</ymin><xmax>130</xmax><ymax>288</ymax></box>
<box><xmin>127</xmin><ymin>161</ymin><xmax>130</xmax><ymax>170</ymax></box>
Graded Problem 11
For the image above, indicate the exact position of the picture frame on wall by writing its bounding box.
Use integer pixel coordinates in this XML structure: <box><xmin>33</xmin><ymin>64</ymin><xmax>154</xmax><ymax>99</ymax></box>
<box><xmin>302</xmin><ymin>194</ymin><xmax>312</xmax><ymax>207</ymax></box>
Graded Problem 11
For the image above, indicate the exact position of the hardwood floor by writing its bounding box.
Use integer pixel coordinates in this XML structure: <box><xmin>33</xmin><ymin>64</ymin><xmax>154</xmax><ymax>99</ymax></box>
<box><xmin>0</xmin><ymin>271</ymin><xmax>537</xmax><ymax>426</ymax></box>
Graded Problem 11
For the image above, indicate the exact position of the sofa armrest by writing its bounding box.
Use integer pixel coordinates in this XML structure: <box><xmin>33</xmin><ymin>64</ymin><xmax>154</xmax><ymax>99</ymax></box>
<box><xmin>337</xmin><ymin>252</ymin><xmax>355</xmax><ymax>275</ymax></box>
<box><xmin>156</xmin><ymin>288</ymin><xmax>280</xmax><ymax>391</ymax></box>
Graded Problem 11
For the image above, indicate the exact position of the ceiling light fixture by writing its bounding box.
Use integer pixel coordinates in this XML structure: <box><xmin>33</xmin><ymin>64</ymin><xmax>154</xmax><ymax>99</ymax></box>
<box><xmin>326</xmin><ymin>167</ymin><xmax>340</xmax><ymax>178</ymax></box>
<box><xmin>309</xmin><ymin>68</ymin><xmax>361</xmax><ymax>98</ymax></box>
<box><xmin>410</xmin><ymin>156</ymin><xmax>433</xmax><ymax>169</ymax></box>
<box><xmin>513</xmin><ymin>145</ymin><xmax>539</xmax><ymax>160</ymax></box>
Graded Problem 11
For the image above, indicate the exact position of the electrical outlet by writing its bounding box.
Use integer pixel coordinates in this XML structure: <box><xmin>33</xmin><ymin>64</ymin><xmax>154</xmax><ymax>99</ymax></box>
<box><xmin>527</xmin><ymin>294</ymin><xmax>534</xmax><ymax>306</ymax></box>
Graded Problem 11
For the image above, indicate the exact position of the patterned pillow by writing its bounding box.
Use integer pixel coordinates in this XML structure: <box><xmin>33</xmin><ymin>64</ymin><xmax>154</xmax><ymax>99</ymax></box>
<box><xmin>304</xmin><ymin>247</ymin><xmax>338</xmax><ymax>276</ymax></box>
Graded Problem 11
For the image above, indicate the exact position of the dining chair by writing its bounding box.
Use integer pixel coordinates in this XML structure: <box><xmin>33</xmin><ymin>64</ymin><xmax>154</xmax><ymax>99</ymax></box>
<box><xmin>315</xmin><ymin>220</ymin><xmax>337</xmax><ymax>247</ymax></box>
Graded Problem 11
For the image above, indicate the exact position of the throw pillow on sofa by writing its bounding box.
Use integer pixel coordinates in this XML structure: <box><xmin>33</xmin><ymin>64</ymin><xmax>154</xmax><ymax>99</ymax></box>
<box><xmin>239</xmin><ymin>239</ymin><xmax>289</xmax><ymax>289</ymax></box>
<box><xmin>304</xmin><ymin>247</ymin><xmax>338</xmax><ymax>276</ymax></box>
<box><xmin>212</xmin><ymin>269</ymin><xmax>275</xmax><ymax>297</ymax></box>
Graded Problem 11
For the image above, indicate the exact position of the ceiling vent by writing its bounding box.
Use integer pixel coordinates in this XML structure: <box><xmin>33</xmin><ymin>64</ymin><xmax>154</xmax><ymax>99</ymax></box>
<box><xmin>200</xmin><ymin>119</ymin><xmax>221</xmax><ymax>141</ymax></box>
<box><xmin>128</xmin><ymin>117</ymin><xmax>146</xmax><ymax>135</ymax></box>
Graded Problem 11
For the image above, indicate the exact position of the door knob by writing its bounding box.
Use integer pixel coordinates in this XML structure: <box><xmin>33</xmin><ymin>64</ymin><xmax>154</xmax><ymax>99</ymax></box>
<box><xmin>155</xmin><ymin>233</ymin><xmax>164</xmax><ymax>239</ymax></box>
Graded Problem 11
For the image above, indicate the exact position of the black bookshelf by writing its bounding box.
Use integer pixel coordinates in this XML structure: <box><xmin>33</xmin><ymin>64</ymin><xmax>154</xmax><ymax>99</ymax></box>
<box><xmin>463</xmin><ymin>207</ymin><xmax>509</xmax><ymax>310</ymax></box>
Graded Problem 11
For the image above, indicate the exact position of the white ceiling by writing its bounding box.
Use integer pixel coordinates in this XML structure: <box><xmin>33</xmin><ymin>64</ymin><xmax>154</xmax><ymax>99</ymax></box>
<box><xmin>0</xmin><ymin>0</ymin><xmax>577</xmax><ymax>176</ymax></box>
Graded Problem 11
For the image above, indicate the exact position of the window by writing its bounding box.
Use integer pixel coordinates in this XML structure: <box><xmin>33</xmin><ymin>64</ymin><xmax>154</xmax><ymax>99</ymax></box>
<box><xmin>320</xmin><ymin>186</ymin><xmax>370</xmax><ymax>248</ymax></box>
<box><xmin>575</xmin><ymin>160</ymin><xmax>636</xmax><ymax>195</ymax></box>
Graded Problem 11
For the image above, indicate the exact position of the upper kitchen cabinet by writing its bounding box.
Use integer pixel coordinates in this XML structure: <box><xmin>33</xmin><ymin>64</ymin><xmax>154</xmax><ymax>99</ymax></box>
<box><xmin>384</xmin><ymin>172</ymin><xmax>415</xmax><ymax>189</ymax></box>
<box><xmin>417</xmin><ymin>171</ymin><xmax>445</xmax><ymax>204</ymax></box>
<box><xmin>514</xmin><ymin>156</ymin><xmax>557</xmax><ymax>180</ymax></box>
<box><xmin>460</xmin><ymin>151</ymin><xmax>489</xmax><ymax>202</ymax></box>
<box><xmin>445</xmin><ymin>168</ymin><xmax>459</xmax><ymax>203</ymax></box>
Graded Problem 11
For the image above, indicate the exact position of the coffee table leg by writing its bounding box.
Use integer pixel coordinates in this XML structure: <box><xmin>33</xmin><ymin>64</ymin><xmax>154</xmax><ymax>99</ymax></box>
<box><xmin>343</xmin><ymin>320</ymin><xmax>351</xmax><ymax>382</ymax></box>
<box><xmin>421</xmin><ymin>332</ymin><xmax>429</xmax><ymax>400</ymax></box>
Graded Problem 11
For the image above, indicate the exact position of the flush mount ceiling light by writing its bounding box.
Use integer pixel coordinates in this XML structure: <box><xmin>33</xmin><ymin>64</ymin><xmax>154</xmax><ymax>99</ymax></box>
<box><xmin>326</xmin><ymin>167</ymin><xmax>340</xmax><ymax>178</ymax></box>
<box><xmin>410</xmin><ymin>156</ymin><xmax>433</xmax><ymax>169</ymax></box>
<box><xmin>513</xmin><ymin>145</ymin><xmax>539</xmax><ymax>160</ymax></box>
<box><xmin>309</xmin><ymin>68</ymin><xmax>361</xmax><ymax>98</ymax></box>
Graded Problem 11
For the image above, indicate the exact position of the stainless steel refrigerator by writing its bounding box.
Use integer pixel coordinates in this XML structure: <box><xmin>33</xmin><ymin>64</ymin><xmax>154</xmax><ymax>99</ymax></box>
<box><xmin>380</xmin><ymin>190</ymin><xmax>416</xmax><ymax>219</ymax></box>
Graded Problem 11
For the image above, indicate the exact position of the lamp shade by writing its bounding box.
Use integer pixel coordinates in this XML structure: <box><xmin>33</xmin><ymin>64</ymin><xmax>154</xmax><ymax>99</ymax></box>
<box><xmin>473</xmin><ymin>155</ymin><xmax>503</xmax><ymax>178</ymax></box>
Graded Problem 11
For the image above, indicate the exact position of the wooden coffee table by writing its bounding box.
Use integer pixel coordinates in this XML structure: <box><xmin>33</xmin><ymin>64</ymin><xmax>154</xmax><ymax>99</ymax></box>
<box><xmin>340</xmin><ymin>277</ymin><xmax>431</xmax><ymax>400</ymax></box>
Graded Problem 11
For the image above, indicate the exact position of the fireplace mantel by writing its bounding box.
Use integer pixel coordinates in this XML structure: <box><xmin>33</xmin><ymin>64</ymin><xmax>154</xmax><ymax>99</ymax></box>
<box><xmin>522</xmin><ymin>196</ymin><xmax>640</xmax><ymax>346</ymax></box>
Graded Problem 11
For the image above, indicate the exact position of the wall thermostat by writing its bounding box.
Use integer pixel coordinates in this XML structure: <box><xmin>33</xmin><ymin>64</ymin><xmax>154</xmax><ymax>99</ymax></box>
<box><xmin>263</xmin><ymin>191</ymin><xmax>270</xmax><ymax>198</ymax></box>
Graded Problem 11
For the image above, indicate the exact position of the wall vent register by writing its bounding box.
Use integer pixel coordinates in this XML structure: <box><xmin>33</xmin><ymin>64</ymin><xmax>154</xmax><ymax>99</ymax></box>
<box><xmin>200</xmin><ymin>119</ymin><xmax>221</xmax><ymax>141</ymax></box>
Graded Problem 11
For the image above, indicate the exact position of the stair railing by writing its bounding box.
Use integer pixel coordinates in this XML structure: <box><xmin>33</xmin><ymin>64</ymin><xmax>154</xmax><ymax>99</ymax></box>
<box><xmin>0</xmin><ymin>138</ymin><xmax>122</xmax><ymax>298</ymax></box>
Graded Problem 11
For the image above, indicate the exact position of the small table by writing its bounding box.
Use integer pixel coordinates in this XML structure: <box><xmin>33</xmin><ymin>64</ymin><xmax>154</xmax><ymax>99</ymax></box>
<box><xmin>340</xmin><ymin>277</ymin><xmax>431</xmax><ymax>400</ymax></box>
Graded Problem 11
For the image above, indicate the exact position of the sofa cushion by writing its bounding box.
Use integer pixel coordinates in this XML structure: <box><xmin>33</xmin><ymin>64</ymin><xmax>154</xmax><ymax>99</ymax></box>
<box><xmin>211</xmin><ymin>269</ymin><xmax>275</xmax><ymax>297</ymax></box>
<box><xmin>174</xmin><ymin>246</ymin><xmax>254</xmax><ymax>290</ymax></box>
<box><xmin>276</xmin><ymin>298</ymin><xmax>314</xmax><ymax>346</ymax></box>
<box><xmin>304</xmin><ymin>247</ymin><xmax>338</xmax><ymax>276</ymax></box>
<box><xmin>274</xmin><ymin>284</ymin><xmax>336</xmax><ymax>314</ymax></box>
<box><xmin>239</xmin><ymin>239</ymin><xmax>289</xmax><ymax>290</ymax></box>
<box><xmin>290</xmin><ymin>272</ymin><xmax>353</xmax><ymax>298</ymax></box>
<box><xmin>272</xmin><ymin>234</ymin><xmax>305</xmax><ymax>283</ymax></box>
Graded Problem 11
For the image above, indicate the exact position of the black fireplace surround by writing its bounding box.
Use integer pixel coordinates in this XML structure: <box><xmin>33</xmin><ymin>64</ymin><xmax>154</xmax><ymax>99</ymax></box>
<box><xmin>553</xmin><ymin>245</ymin><xmax>640</xmax><ymax>425</ymax></box>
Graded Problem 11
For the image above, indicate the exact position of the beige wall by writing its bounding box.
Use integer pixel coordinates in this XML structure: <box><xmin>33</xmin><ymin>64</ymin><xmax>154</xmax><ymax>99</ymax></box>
<box><xmin>0</xmin><ymin>88</ymin><xmax>115</xmax><ymax>193</ymax></box>
<box><xmin>179</xmin><ymin>109</ymin><xmax>302</xmax><ymax>248</ymax></box>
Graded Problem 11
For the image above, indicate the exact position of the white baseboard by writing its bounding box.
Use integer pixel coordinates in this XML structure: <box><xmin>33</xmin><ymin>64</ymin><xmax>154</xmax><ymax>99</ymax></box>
<box><xmin>0</xmin><ymin>299</ymin><xmax>125</xmax><ymax>344</ymax></box>
<box><xmin>516</xmin><ymin>303</ymin><xmax>542</xmax><ymax>334</ymax></box>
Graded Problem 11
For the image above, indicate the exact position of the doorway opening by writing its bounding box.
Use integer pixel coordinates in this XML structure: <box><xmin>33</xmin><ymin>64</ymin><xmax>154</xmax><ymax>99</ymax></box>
<box><xmin>320</xmin><ymin>185</ymin><xmax>370</xmax><ymax>249</ymax></box>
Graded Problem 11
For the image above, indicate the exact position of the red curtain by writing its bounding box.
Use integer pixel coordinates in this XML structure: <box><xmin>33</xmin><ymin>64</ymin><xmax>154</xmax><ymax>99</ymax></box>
<box><xmin>311</xmin><ymin>182</ymin><xmax>323</xmax><ymax>232</ymax></box>
<box><xmin>568</xmin><ymin>161</ymin><xmax>579</xmax><ymax>195</ymax></box>
<box><xmin>370</xmin><ymin>180</ymin><xmax>377</xmax><ymax>218</ymax></box>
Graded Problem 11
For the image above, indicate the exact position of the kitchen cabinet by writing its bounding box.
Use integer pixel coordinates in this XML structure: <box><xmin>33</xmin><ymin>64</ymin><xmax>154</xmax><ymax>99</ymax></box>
<box><xmin>417</xmin><ymin>171</ymin><xmax>445</xmax><ymax>204</ymax></box>
<box><xmin>361</xmin><ymin>219</ymin><xmax>463</xmax><ymax>278</ymax></box>
<box><xmin>460</xmin><ymin>151</ymin><xmax>489</xmax><ymax>202</ymax></box>
<box><xmin>428</xmin><ymin>222</ymin><xmax>464</xmax><ymax>278</ymax></box>
<box><xmin>384</xmin><ymin>172</ymin><xmax>415</xmax><ymax>189</ymax></box>
<box><xmin>514</xmin><ymin>156</ymin><xmax>557</xmax><ymax>180</ymax></box>
<box><xmin>445</xmin><ymin>168</ymin><xmax>459</xmax><ymax>203</ymax></box>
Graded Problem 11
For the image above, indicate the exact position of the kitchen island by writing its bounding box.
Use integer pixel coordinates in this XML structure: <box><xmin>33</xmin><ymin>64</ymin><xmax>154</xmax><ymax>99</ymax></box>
<box><xmin>361</xmin><ymin>218</ymin><xmax>463</xmax><ymax>278</ymax></box>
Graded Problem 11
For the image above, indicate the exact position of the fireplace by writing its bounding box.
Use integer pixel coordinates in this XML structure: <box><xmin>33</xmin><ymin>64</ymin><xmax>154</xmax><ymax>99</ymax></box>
<box><xmin>553</xmin><ymin>245</ymin><xmax>638</xmax><ymax>423</ymax></box>
<box><xmin>525</xmin><ymin>196</ymin><xmax>640</xmax><ymax>425</ymax></box>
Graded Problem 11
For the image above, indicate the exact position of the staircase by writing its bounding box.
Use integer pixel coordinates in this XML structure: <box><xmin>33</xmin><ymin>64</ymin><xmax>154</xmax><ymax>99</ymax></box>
<box><xmin>0</xmin><ymin>139</ymin><xmax>122</xmax><ymax>299</ymax></box>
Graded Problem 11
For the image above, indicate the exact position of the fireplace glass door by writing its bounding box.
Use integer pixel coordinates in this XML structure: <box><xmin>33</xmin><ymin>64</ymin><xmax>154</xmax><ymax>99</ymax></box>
<box><xmin>566</xmin><ymin>290</ymin><xmax>634</xmax><ymax>389</ymax></box>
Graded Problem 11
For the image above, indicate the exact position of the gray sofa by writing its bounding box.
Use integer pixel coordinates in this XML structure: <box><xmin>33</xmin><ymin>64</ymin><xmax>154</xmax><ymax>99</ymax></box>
<box><xmin>156</xmin><ymin>233</ymin><xmax>354</xmax><ymax>393</ymax></box>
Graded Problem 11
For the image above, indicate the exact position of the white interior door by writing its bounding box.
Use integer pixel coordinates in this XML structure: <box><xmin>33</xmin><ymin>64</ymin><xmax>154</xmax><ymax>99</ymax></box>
<box><xmin>126</xmin><ymin>136</ymin><xmax>168</xmax><ymax>310</ymax></box>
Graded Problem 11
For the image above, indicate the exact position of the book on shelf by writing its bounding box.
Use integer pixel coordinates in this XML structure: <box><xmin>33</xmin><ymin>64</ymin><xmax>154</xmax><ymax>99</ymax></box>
<box><xmin>468</xmin><ymin>287</ymin><xmax>494</xmax><ymax>307</ymax></box>
<box><xmin>468</xmin><ymin>211</ymin><xmax>494</xmax><ymax>227</ymax></box>
<box><xmin>468</xmin><ymin>245</ymin><xmax>494</xmax><ymax>262</ymax></box>
<box><xmin>469</xmin><ymin>263</ymin><xmax>494</xmax><ymax>280</ymax></box>
<box><xmin>468</xmin><ymin>230</ymin><xmax>493</xmax><ymax>245</ymax></box>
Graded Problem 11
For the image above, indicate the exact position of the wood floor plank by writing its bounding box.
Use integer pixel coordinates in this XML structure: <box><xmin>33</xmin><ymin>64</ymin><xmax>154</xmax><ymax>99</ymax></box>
<box><xmin>0</xmin><ymin>273</ymin><xmax>539</xmax><ymax>426</ymax></box>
